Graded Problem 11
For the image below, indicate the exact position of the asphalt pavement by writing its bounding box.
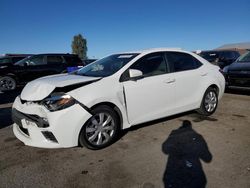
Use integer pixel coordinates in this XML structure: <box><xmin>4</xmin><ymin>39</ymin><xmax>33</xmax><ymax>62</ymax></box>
<box><xmin>0</xmin><ymin>90</ymin><xmax>250</xmax><ymax>188</ymax></box>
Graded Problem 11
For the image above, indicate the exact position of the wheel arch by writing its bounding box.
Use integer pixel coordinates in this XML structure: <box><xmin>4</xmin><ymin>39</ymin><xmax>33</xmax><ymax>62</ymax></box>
<box><xmin>197</xmin><ymin>83</ymin><xmax>220</xmax><ymax>109</ymax></box>
<box><xmin>77</xmin><ymin>101</ymin><xmax>124</xmax><ymax>148</ymax></box>
<box><xmin>208</xmin><ymin>84</ymin><xmax>220</xmax><ymax>96</ymax></box>
<box><xmin>3</xmin><ymin>73</ymin><xmax>19</xmax><ymax>83</ymax></box>
<box><xmin>90</xmin><ymin>102</ymin><xmax>123</xmax><ymax>130</ymax></box>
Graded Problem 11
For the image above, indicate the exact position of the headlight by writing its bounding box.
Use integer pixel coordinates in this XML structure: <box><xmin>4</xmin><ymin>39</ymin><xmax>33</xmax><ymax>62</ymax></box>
<box><xmin>42</xmin><ymin>93</ymin><xmax>76</xmax><ymax>111</ymax></box>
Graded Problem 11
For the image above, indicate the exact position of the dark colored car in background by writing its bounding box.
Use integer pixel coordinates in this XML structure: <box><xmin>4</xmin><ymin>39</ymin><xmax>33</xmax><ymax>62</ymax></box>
<box><xmin>223</xmin><ymin>50</ymin><xmax>250</xmax><ymax>89</ymax></box>
<box><xmin>199</xmin><ymin>50</ymin><xmax>240</xmax><ymax>69</ymax></box>
<box><xmin>0</xmin><ymin>54</ymin><xmax>32</xmax><ymax>66</ymax></box>
<box><xmin>0</xmin><ymin>53</ymin><xmax>83</xmax><ymax>91</ymax></box>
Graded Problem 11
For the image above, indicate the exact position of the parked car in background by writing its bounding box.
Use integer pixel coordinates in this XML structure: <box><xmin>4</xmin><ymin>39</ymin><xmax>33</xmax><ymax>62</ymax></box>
<box><xmin>0</xmin><ymin>54</ymin><xmax>32</xmax><ymax>66</ymax></box>
<box><xmin>12</xmin><ymin>48</ymin><xmax>225</xmax><ymax>150</ymax></box>
<box><xmin>199</xmin><ymin>50</ymin><xmax>240</xmax><ymax>69</ymax></box>
<box><xmin>0</xmin><ymin>53</ymin><xmax>83</xmax><ymax>91</ymax></box>
<box><xmin>223</xmin><ymin>50</ymin><xmax>250</xmax><ymax>89</ymax></box>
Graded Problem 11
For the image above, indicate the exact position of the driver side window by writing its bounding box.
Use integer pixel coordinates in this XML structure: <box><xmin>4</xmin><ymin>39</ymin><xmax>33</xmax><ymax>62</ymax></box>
<box><xmin>130</xmin><ymin>52</ymin><xmax>167</xmax><ymax>77</ymax></box>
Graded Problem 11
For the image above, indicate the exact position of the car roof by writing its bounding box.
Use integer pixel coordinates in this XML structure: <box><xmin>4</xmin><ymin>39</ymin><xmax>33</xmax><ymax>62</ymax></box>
<box><xmin>32</xmin><ymin>53</ymin><xmax>78</xmax><ymax>56</ymax></box>
<box><xmin>118</xmin><ymin>48</ymin><xmax>186</xmax><ymax>55</ymax></box>
<box><xmin>0</xmin><ymin>54</ymin><xmax>32</xmax><ymax>58</ymax></box>
<box><xmin>4</xmin><ymin>54</ymin><xmax>33</xmax><ymax>56</ymax></box>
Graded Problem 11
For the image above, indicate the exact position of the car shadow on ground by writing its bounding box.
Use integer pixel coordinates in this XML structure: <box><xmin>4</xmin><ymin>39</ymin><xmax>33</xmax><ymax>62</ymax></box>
<box><xmin>162</xmin><ymin>120</ymin><xmax>212</xmax><ymax>188</ymax></box>
<box><xmin>0</xmin><ymin>107</ymin><xmax>12</xmax><ymax>129</ymax></box>
<box><xmin>126</xmin><ymin>111</ymin><xmax>217</xmax><ymax>133</ymax></box>
<box><xmin>0</xmin><ymin>89</ymin><xmax>21</xmax><ymax>129</ymax></box>
<box><xmin>0</xmin><ymin>89</ymin><xmax>22</xmax><ymax>105</ymax></box>
<box><xmin>225</xmin><ymin>88</ymin><xmax>250</xmax><ymax>96</ymax></box>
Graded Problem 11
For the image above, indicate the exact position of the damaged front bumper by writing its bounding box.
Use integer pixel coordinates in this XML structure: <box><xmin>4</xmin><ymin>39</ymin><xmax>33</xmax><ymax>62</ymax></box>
<box><xmin>12</xmin><ymin>96</ymin><xmax>92</xmax><ymax>148</ymax></box>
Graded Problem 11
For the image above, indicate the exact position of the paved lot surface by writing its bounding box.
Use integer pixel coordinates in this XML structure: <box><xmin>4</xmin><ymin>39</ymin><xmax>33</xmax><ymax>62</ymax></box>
<box><xmin>0</xmin><ymin>90</ymin><xmax>250</xmax><ymax>188</ymax></box>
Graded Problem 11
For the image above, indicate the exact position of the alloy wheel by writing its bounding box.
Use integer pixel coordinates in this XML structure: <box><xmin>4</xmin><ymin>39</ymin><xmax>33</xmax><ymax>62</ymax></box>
<box><xmin>85</xmin><ymin>112</ymin><xmax>115</xmax><ymax>146</ymax></box>
<box><xmin>204</xmin><ymin>91</ymin><xmax>217</xmax><ymax>112</ymax></box>
<box><xmin>0</xmin><ymin>77</ymin><xmax>16</xmax><ymax>91</ymax></box>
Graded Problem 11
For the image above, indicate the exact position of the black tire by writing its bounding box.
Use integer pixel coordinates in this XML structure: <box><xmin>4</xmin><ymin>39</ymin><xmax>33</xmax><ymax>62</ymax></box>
<box><xmin>79</xmin><ymin>105</ymin><xmax>120</xmax><ymax>150</ymax></box>
<box><xmin>197</xmin><ymin>87</ymin><xmax>218</xmax><ymax>116</ymax></box>
<box><xmin>0</xmin><ymin>76</ymin><xmax>17</xmax><ymax>91</ymax></box>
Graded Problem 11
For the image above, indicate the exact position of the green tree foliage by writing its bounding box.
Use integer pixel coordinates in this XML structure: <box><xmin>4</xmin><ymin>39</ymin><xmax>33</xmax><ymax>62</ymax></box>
<box><xmin>71</xmin><ymin>34</ymin><xmax>87</xmax><ymax>59</ymax></box>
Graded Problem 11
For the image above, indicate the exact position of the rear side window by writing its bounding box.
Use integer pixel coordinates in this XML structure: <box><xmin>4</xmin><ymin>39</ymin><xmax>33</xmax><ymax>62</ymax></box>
<box><xmin>130</xmin><ymin>52</ymin><xmax>167</xmax><ymax>77</ymax></box>
<box><xmin>220</xmin><ymin>51</ymin><xmax>235</xmax><ymax>59</ymax></box>
<box><xmin>47</xmin><ymin>56</ymin><xmax>64</xmax><ymax>65</ymax></box>
<box><xmin>166</xmin><ymin>52</ymin><xmax>202</xmax><ymax>72</ymax></box>
<box><xmin>64</xmin><ymin>55</ymin><xmax>82</xmax><ymax>66</ymax></box>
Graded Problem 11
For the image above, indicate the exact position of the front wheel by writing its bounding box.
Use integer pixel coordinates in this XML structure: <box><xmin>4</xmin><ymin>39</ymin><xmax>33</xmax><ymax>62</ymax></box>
<box><xmin>79</xmin><ymin>105</ymin><xmax>120</xmax><ymax>150</ymax></box>
<box><xmin>197</xmin><ymin>87</ymin><xmax>218</xmax><ymax>116</ymax></box>
<box><xmin>0</xmin><ymin>76</ymin><xmax>17</xmax><ymax>91</ymax></box>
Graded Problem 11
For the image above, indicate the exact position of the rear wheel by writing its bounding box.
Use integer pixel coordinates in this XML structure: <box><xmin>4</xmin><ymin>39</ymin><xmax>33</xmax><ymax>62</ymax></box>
<box><xmin>0</xmin><ymin>76</ymin><xmax>17</xmax><ymax>91</ymax></box>
<box><xmin>197</xmin><ymin>87</ymin><xmax>218</xmax><ymax>116</ymax></box>
<box><xmin>79</xmin><ymin>105</ymin><xmax>120</xmax><ymax>150</ymax></box>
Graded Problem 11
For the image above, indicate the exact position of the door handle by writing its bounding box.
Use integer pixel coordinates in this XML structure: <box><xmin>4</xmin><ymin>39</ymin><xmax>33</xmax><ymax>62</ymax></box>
<box><xmin>201</xmin><ymin>72</ymin><xmax>208</xmax><ymax>76</ymax></box>
<box><xmin>164</xmin><ymin>78</ymin><xmax>176</xmax><ymax>83</ymax></box>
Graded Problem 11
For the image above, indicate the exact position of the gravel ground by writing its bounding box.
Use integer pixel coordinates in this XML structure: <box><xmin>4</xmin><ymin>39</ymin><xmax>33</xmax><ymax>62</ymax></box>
<box><xmin>0</xmin><ymin>91</ymin><xmax>250</xmax><ymax>188</ymax></box>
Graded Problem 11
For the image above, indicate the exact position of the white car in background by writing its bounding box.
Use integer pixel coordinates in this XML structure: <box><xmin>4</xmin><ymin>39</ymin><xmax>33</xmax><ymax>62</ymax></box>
<box><xmin>12</xmin><ymin>48</ymin><xmax>225</xmax><ymax>149</ymax></box>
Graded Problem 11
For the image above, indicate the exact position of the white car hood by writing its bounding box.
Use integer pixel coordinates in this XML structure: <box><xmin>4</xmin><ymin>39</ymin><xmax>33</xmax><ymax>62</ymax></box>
<box><xmin>20</xmin><ymin>74</ymin><xmax>101</xmax><ymax>101</ymax></box>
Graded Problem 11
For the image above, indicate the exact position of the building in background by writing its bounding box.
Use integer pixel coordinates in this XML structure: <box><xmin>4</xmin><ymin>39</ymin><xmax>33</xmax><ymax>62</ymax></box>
<box><xmin>216</xmin><ymin>42</ymin><xmax>250</xmax><ymax>54</ymax></box>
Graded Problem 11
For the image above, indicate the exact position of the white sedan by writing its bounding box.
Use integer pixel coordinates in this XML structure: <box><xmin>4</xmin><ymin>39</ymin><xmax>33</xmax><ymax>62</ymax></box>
<box><xmin>12</xmin><ymin>48</ymin><xmax>225</xmax><ymax>149</ymax></box>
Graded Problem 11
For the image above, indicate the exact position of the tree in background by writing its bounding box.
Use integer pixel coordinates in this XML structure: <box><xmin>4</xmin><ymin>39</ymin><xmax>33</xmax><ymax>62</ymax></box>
<box><xmin>71</xmin><ymin>34</ymin><xmax>87</xmax><ymax>60</ymax></box>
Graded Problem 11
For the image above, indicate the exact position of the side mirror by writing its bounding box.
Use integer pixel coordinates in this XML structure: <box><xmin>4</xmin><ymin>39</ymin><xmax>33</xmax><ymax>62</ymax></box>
<box><xmin>129</xmin><ymin>69</ymin><xmax>143</xmax><ymax>80</ymax></box>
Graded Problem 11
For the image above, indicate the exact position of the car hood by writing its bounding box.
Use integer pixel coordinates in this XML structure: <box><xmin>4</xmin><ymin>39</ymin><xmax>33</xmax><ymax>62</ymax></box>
<box><xmin>0</xmin><ymin>64</ymin><xmax>12</xmax><ymax>73</ymax></box>
<box><xmin>0</xmin><ymin>63</ymin><xmax>12</xmax><ymax>67</ymax></box>
<box><xmin>20</xmin><ymin>74</ymin><xmax>101</xmax><ymax>101</ymax></box>
<box><xmin>228</xmin><ymin>62</ymin><xmax>250</xmax><ymax>71</ymax></box>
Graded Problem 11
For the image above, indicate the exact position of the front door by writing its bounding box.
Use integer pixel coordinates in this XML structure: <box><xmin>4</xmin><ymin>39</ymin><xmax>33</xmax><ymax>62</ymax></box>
<box><xmin>122</xmin><ymin>52</ymin><xmax>176</xmax><ymax>125</ymax></box>
<box><xmin>17</xmin><ymin>55</ymin><xmax>48</xmax><ymax>83</ymax></box>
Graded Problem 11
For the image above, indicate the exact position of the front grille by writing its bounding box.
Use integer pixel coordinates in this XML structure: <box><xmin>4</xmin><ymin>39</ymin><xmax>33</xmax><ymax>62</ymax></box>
<box><xmin>42</xmin><ymin>131</ymin><xmax>58</xmax><ymax>143</ymax></box>
<box><xmin>12</xmin><ymin>108</ymin><xmax>49</xmax><ymax>128</ymax></box>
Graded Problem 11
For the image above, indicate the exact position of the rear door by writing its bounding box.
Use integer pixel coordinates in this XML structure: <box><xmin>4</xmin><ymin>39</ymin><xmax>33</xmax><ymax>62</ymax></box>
<box><xmin>122</xmin><ymin>52</ymin><xmax>176</xmax><ymax>125</ymax></box>
<box><xmin>165</xmin><ymin>52</ymin><xmax>204</xmax><ymax>112</ymax></box>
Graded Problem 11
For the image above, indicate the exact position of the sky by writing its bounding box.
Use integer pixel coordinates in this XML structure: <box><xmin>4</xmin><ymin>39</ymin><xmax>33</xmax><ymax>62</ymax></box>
<box><xmin>0</xmin><ymin>0</ymin><xmax>249</xmax><ymax>58</ymax></box>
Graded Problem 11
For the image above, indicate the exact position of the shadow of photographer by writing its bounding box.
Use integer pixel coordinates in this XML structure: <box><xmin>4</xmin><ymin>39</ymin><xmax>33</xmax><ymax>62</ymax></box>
<box><xmin>162</xmin><ymin>120</ymin><xmax>212</xmax><ymax>188</ymax></box>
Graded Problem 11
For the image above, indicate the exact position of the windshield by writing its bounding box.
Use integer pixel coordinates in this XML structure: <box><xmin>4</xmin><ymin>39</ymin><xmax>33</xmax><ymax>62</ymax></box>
<box><xmin>14</xmin><ymin>56</ymin><xmax>31</xmax><ymax>66</ymax></box>
<box><xmin>75</xmin><ymin>53</ymin><xmax>139</xmax><ymax>77</ymax></box>
<box><xmin>14</xmin><ymin>55</ymin><xmax>45</xmax><ymax>66</ymax></box>
<box><xmin>237</xmin><ymin>51</ymin><xmax>250</xmax><ymax>62</ymax></box>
